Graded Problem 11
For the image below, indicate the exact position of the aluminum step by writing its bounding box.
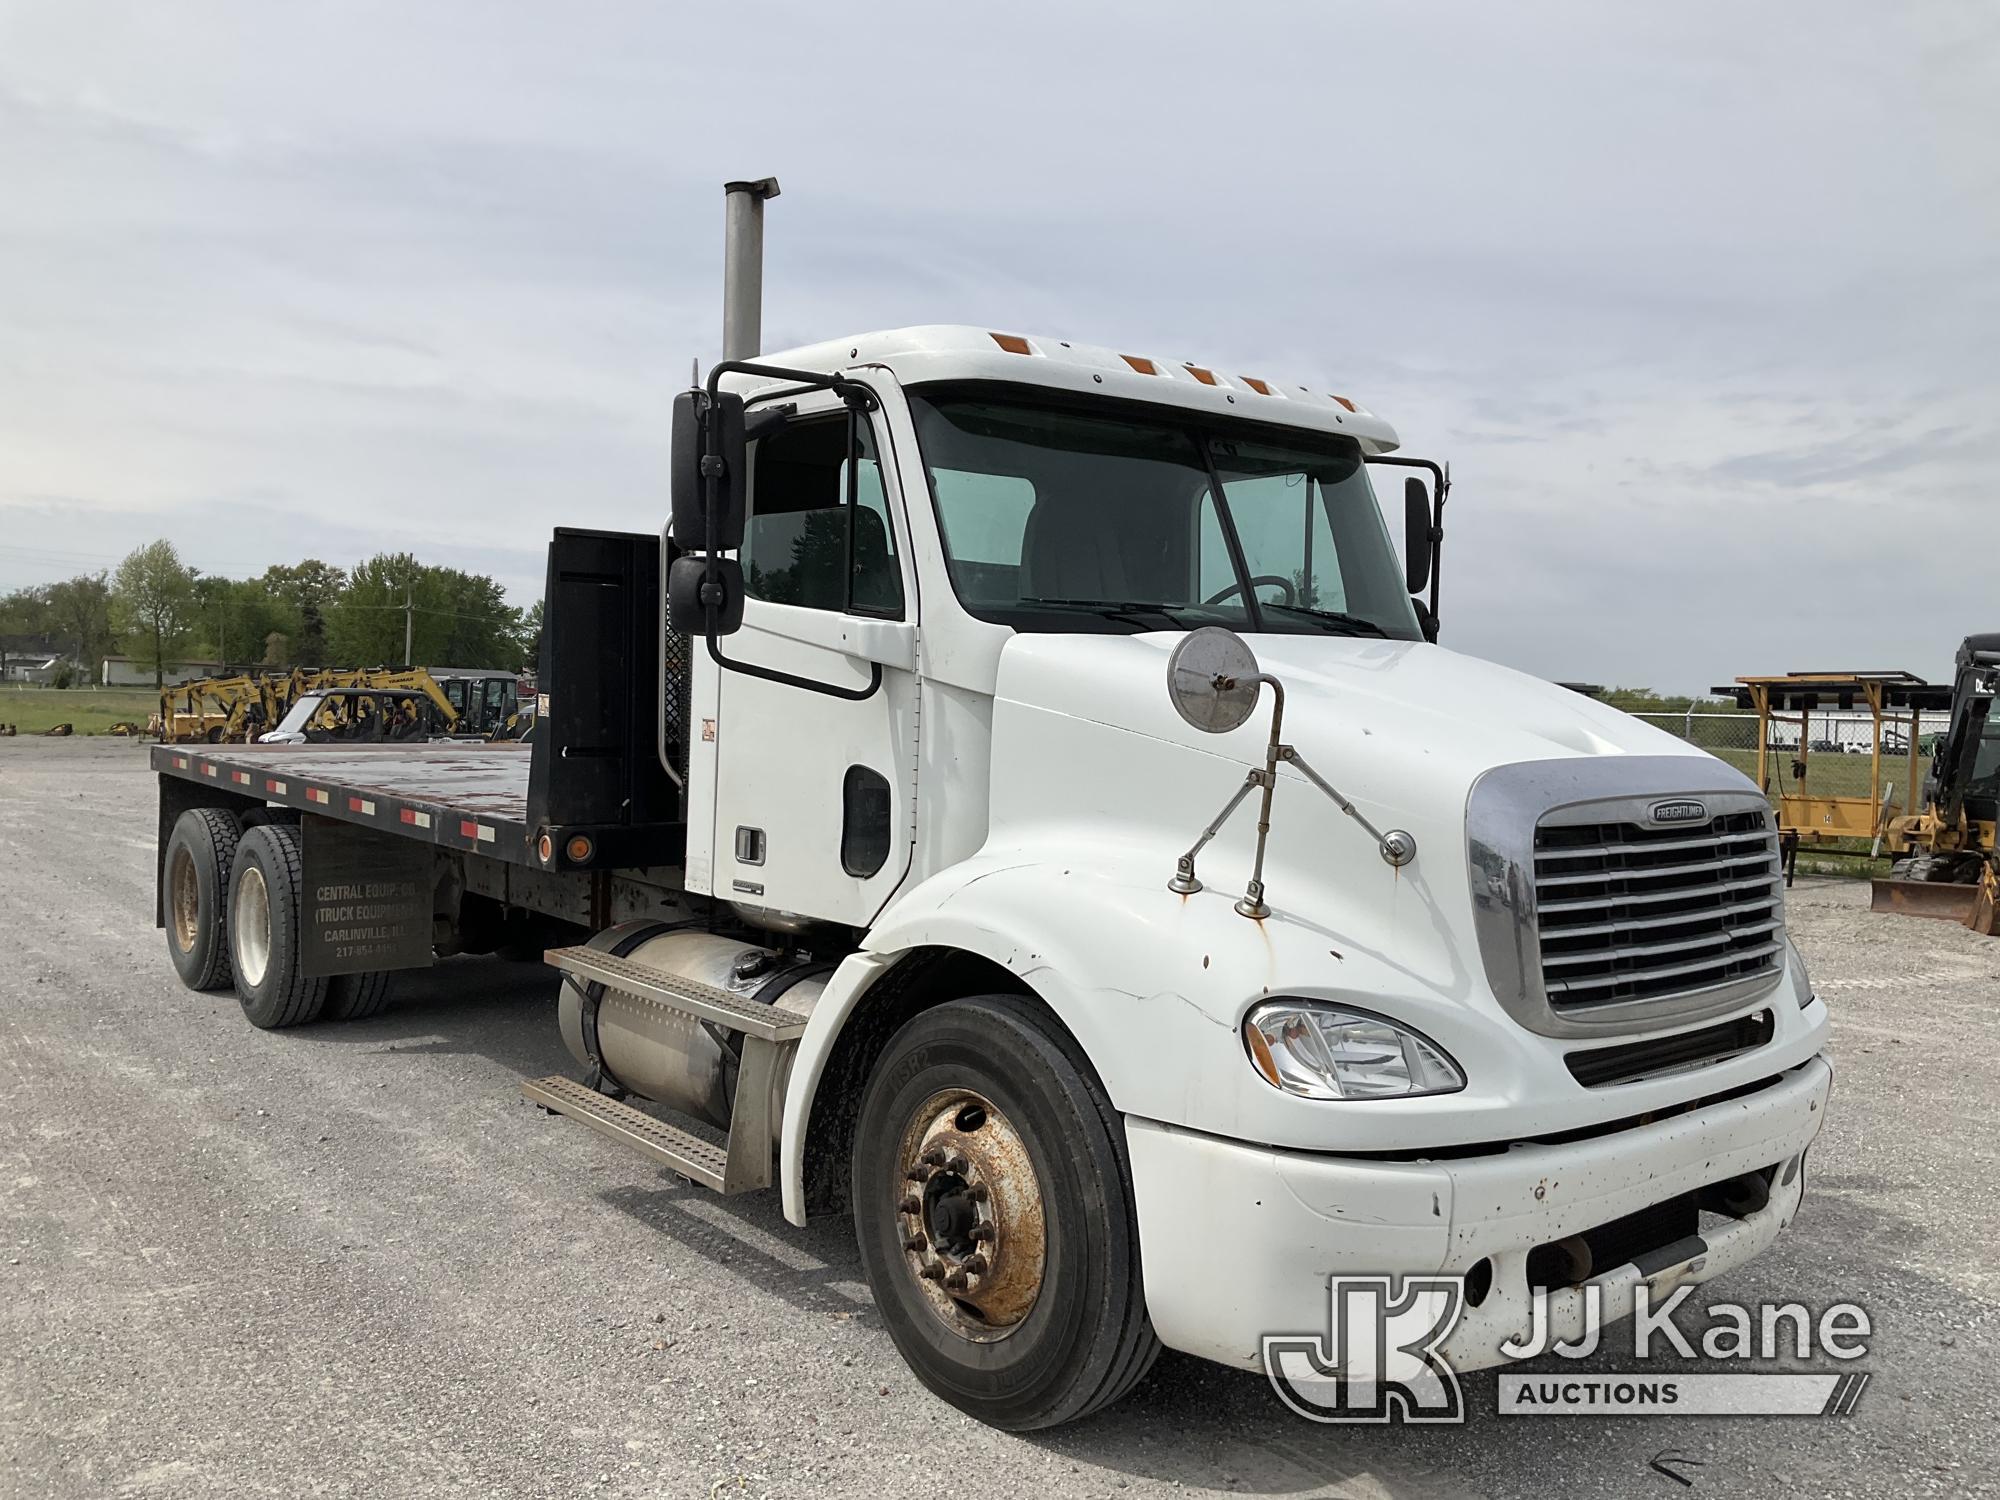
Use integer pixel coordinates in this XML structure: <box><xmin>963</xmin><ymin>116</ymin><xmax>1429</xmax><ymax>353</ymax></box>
<box><xmin>544</xmin><ymin>945</ymin><xmax>811</xmax><ymax>1041</ymax></box>
<box><xmin>522</xmin><ymin>1075</ymin><xmax>737</xmax><ymax>1192</ymax></box>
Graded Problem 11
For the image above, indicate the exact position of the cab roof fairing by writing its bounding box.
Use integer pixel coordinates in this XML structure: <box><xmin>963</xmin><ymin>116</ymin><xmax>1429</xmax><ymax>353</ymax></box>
<box><xmin>719</xmin><ymin>325</ymin><xmax>1402</xmax><ymax>454</ymax></box>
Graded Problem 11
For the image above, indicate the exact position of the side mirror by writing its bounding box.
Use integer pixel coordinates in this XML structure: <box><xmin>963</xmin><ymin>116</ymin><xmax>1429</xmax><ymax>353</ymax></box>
<box><xmin>1166</xmin><ymin>627</ymin><xmax>1263</xmax><ymax>733</ymax></box>
<box><xmin>1403</xmin><ymin>476</ymin><xmax>1433</xmax><ymax>597</ymax></box>
<box><xmin>669</xmin><ymin>390</ymin><xmax>747</xmax><ymax>553</ymax></box>
<box><xmin>668</xmin><ymin>554</ymin><xmax>745</xmax><ymax>636</ymax></box>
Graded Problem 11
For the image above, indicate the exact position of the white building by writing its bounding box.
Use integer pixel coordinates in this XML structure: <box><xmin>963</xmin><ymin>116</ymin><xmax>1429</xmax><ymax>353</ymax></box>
<box><xmin>100</xmin><ymin>656</ymin><xmax>226</xmax><ymax>687</ymax></box>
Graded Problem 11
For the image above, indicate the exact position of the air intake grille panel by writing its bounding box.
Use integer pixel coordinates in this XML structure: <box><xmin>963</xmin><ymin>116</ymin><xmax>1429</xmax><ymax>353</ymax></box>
<box><xmin>1534</xmin><ymin>810</ymin><xmax>1783</xmax><ymax>1013</ymax></box>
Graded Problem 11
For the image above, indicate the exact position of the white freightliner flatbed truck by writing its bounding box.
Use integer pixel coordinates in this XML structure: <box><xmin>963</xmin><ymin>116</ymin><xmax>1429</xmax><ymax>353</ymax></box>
<box><xmin>150</xmin><ymin>179</ymin><xmax>1830</xmax><ymax>1429</ymax></box>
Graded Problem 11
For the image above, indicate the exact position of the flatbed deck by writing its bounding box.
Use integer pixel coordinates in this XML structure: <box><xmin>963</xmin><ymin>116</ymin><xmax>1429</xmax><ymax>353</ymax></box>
<box><xmin>152</xmin><ymin>742</ymin><xmax>537</xmax><ymax>864</ymax></box>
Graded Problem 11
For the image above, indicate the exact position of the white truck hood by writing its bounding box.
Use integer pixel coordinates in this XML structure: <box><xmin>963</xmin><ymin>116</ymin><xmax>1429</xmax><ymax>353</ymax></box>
<box><xmin>990</xmin><ymin>632</ymin><xmax>1716</xmax><ymax>827</ymax></box>
<box><xmin>867</xmin><ymin>631</ymin><xmax>1812</xmax><ymax>1154</ymax></box>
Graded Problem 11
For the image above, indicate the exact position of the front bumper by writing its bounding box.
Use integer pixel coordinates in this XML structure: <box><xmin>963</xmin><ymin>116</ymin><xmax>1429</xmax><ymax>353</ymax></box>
<box><xmin>1125</xmin><ymin>1055</ymin><xmax>1830</xmax><ymax>1371</ymax></box>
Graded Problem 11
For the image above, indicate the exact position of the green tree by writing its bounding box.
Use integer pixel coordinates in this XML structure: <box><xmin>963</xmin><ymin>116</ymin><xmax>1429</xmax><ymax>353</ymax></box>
<box><xmin>260</xmin><ymin>559</ymin><xmax>346</xmax><ymax>666</ymax></box>
<box><xmin>326</xmin><ymin>553</ymin><xmax>522</xmax><ymax>669</ymax></box>
<box><xmin>190</xmin><ymin>575</ymin><xmax>292</xmax><ymax>668</ymax></box>
<box><xmin>113</xmin><ymin>541</ymin><xmax>199</xmax><ymax>689</ymax></box>
<box><xmin>517</xmin><ymin>599</ymin><xmax>545</xmax><ymax>672</ymax></box>
<box><xmin>0</xmin><ymin>585</ymin><xmax>54</xmax><ymax>681</ymax></box>
<box><xmin>43</xmin><ymin>573</ymin><xmax>115</xmax><ymax>682</ymax></box>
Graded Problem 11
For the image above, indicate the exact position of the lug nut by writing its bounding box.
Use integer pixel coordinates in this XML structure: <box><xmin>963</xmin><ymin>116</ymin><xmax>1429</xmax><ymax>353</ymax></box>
<box><xmin>943</xmin><ymin>1270</ymin><xmax>969</xmax><ymax>1292</ymax></box>
<box><xmin>899</xmin><ymin>1195</ymin><xmax>921</xmax><ymax>1214</ymax></box>
<box><xmin>962</xmin><ymin>1254</ymin><xmax>988</xmax><ymax>1276</ymax></box>
<box><xmin>906</xmin><ymin>1165</ymin><xmax>932</xmax><ymax>1183</ymax></box>
<box><xmin>966</xmin><ymin>1183</ymin><xmax>989</xmax><ymax>1202</ymax></box>
<box><xmin>904</xmin><ymin>1233</ymin><xmax>927</xmax><ymax>1252</ymax></box>
<box><xmin>920</xmin><ymin>1147</ymin><xmax>947</xmax><ymax>1168</ymax></box>
<box><xmin>969</xmin><ymin>1223</ymin><xmax>994</xmax><ymax>1244</ymax></box>
<box><xmin>918</xmin><ymin>1262</ymin><xmax>945</xmax><ymax>1281</ymax></box>
<box><xmin>945</xmin><ymin>1154</ymin><xmax>969</xmax><ymax>1175</ymax></box>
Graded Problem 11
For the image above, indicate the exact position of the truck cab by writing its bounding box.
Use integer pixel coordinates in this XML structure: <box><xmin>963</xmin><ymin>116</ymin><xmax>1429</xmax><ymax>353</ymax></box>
<box><xmin>650</xmin><ymin>324</ymin><xmax>1828</xmax><ymax>1418</ymax></box>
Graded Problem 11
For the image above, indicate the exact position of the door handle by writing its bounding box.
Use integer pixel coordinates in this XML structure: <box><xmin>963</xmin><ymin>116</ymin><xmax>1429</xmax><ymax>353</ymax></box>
<box><xmin>744</xmin><ymin>604</ymin><xmax>916</xmax><ymax>672</ymax></box>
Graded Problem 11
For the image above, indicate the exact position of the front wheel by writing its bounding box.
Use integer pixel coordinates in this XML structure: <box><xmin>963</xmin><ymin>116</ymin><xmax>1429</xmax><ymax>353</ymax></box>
<box><xmin>851</xmin><ymin>995</ymin><xmax>1159</xmax><ymax>1430</ymax></box>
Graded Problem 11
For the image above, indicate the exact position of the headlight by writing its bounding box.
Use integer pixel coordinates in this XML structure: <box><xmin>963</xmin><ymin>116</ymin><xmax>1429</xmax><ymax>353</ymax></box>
<box><xmin>1786</xmin><ymin>937</ymin><xmax>1818</xmax><ymax>1009</ymax></box>
<box><xmin>1243</xmin><ymin>1000</ymin><xmax>1465</xmax><ymax>1100</ymax></box>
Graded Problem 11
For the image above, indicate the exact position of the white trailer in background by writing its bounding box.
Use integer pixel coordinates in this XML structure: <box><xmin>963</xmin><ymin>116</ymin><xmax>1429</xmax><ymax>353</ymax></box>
<box><xmin>150</xmin><ymin>180</ymin><xmax>1829</xmax><ymax>1429</ymax></box>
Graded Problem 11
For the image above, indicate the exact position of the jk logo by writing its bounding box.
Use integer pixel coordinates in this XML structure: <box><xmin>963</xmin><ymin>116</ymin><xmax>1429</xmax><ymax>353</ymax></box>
<box><xmin>1262</xmin><ymin>1275</ymin><xmax>1467</xmax><ymax>1424</ymax></box>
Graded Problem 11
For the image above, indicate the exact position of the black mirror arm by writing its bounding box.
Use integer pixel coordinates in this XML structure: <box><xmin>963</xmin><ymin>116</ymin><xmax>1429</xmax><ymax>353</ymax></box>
<box><xmin>694</xmin><ymin>362</ymin><xmax>886</xmax><ymax>703</ymax></box>
<box><xmin>1365</xmin><ymin>453</ymin><xmax>1449</xmax><ymax>635</ymax></box>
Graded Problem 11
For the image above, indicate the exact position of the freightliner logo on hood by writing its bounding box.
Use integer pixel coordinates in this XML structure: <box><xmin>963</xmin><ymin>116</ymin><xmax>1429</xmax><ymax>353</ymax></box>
<box><xmin>1648</xmin><ymin>799</ymin><xmax>1710</xmax><ymax>825</ymax></box>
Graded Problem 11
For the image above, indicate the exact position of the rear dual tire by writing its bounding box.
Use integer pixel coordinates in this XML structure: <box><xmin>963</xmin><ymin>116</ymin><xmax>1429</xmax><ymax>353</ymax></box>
<box><xmin>229</xmin><ymin>823</ymin><xmax>327</xmax><ymax>1029</ymax></box>
<box><xmin>167</xmin><ymin>810</ymin><xmax>400</xmax><ymax>1025</ymax></box>
<box><xmin>165</xmin><ymin>809</ymin><xmax>241</xmax><ymax>992</ymax></box>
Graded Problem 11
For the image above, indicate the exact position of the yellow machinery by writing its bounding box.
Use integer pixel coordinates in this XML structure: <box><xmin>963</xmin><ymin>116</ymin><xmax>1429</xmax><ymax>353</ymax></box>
<box><xmin>1876</xmin><ymin>636</ymin><xmax>1999</xmax><ymax>933</ymax></box>
<box><xmin>1719</xmin><ymin>669</ymin><xmax>1943</xmax><ymax>849</ymax></box>
<box><xmin>159</xmin><ymin>667</ymin><xmax>462</xmax><ymax>744</ymax></box>
<box><xmin>157</xmin><ymin>673</ymin><xmax>283</xmax><ymax>743</ymax></box>
<box><xmin>1717</xmin><ymin>640</ymin><xmax>1997</xmax><ymax>934</ymax></box>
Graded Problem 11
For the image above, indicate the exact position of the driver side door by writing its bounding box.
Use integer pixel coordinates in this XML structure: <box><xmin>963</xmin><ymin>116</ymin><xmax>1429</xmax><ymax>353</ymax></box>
<box><xmin>701</xmin><ymin>397</ymin><xmax>920</xmax><ymax>927</ymax></box>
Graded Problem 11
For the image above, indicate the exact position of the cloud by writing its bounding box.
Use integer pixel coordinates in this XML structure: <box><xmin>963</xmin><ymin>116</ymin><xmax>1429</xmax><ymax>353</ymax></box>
<box><xmin>0</xmin><ymin>1</ymin><xmax>1995</xmax><ymax>691</ymax></box>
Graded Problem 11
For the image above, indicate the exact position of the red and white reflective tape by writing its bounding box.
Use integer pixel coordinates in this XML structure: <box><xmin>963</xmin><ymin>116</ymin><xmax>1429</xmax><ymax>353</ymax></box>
<box><xmin>306</xmin><ymin>788</ymin><xmax>330</xmax><ymax>805</ymax></box>
<box><xmin>459</xmin><ymin>819</ymin><xmax>495</xmax><ymax>843</ymax></box>
<box><xmin>347</xmin><ymin>796</ymin><xmax>376</xmax><ymax>816</ymax></box>
<box><xmin>200</xmin><ymin>762</ymin><xmax>217</xmax><ymax>777</ymax></box>
<box><xmin>264</xmin><ymin>778</ymin><xmax>287</xmax><ymax>794</ymax></box>
<box><xmin>399</xmin><ymin>808</ymin><xmax>432</xmax><ymax>829</ymax></box>
<box><xmin>172</xmin><ymin>756</ymin><xmax>189</xmax><ymax>770</ymax></box>
<box><xmin>230</xmin><ymin>770</ymin><xmax>251</xmax><ymax>786</ymax></box>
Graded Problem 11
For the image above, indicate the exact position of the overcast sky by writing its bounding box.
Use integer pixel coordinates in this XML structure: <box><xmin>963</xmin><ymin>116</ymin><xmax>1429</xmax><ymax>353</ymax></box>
<box><xmin>1</xmin><ymin>2</ymin><xmax>1993</xmax><ymax>693</ymax></box>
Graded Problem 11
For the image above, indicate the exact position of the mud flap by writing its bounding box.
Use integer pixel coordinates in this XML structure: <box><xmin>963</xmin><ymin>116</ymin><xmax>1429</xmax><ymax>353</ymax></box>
<box><xmin>299</xmin><ymin>815</ymin><xmax>436</xmax><ymax>978</ymax></box>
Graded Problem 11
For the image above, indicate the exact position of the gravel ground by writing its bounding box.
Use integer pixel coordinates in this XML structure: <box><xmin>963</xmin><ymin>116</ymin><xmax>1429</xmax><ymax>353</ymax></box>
<box><xmin>2</xmin><ymin>737</ymin><xmax>1995</xmax><ymax>1499</ymax></box>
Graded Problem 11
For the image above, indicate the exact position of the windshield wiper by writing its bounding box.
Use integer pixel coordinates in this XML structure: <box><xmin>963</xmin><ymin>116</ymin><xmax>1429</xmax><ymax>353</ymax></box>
<box><xmin>1259</xmin><ymin>603</ymin><xmax>1391</xmax><ymax>638</ymax></box>
<box><xmin>1022</xmin><ymin>597</ymin><xmax>1191</xmax><ymax>625</ymax></box>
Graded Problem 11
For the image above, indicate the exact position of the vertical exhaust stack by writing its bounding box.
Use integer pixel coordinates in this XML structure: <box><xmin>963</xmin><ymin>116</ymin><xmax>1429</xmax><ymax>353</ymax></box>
<box><xmin>722</xmin><ymin>177</ymin><xmax>781</xmax><ymax>362</ymax></box>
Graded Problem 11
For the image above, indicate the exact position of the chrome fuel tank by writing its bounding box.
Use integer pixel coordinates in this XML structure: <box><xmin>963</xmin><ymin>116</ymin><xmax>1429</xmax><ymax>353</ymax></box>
<box><xmin>556</xmin><ymin>924</ymin><xmax>829</xmax><ymax>1139</ymax></box>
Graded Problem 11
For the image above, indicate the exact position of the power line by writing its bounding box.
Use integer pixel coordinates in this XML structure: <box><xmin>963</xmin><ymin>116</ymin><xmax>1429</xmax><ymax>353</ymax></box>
<box><xmin>324</xmin><ymin>601</ymin><xmax>522</xmax><ymax>624</ymax></box>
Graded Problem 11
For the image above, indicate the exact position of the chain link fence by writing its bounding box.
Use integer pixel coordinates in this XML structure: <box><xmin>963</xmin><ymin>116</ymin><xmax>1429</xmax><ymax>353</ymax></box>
<box><xmin>1629</xmin><ymin>710</ymin><xmax>1950</xmax><ymax>808</ymax></box>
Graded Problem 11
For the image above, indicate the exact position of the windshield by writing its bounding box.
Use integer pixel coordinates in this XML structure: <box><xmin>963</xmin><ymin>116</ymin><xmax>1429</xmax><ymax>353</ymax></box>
<box><xmin>907</xmin><ymin>389</ymin><xmax>1424</xmax><ymax>638</ymax></box>
<box><xmin>270</xmin><ymin>691</ymin><xmax>430</xmax><ymax>742</ymax></box>
<box><xmin>1969</xmin><ymin>717</ymin><xmax>2000</xmax><ymax>821</ymax></box>
<box><xmin>272</xmin><ymin>694</ymin><xmax>326</xmax><ymax>738</ymax></box>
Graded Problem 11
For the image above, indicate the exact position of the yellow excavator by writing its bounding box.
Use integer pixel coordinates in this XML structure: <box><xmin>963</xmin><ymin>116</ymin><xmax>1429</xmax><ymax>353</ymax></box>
<box><xmin>1874</xmin><ymin>634</ymin><xmax>1999</xmax><ymax>934</ymax></box>
<box><xmin>156</xmin><ymin>673</ymin><xmax>285</xmax><ymax>743</ymax></box>
<box><xmin>158</xmin><ymin>667</ymin><xmax>463</xmax><ymax>744</ymax></box>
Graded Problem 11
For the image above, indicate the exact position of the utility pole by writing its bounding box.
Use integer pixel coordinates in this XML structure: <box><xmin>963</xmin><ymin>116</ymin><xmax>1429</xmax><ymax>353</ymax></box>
<box><xmin>403</xmin><ymin>589</ymin><xmax>414</xmax><ymax>668</ymax></box>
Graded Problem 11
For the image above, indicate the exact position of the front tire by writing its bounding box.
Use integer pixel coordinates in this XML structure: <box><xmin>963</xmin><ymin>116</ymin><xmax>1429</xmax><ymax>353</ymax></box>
<box><xmin>228</xmin><ymin>823</ymin><xmax>327</xmax><ymax>1029</ymax></box>
<box><xmin>851</xmin><ymin>995</ymin><xmax>1159</xmax><ymax>1430</ymax></box>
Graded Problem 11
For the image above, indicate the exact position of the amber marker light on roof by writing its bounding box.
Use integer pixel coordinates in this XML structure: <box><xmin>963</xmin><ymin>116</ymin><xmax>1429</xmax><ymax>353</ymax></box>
<box><xmin>1330</xmin><ymin>394</ymin><xmax>1357</xmax><ymax>412</ymax></box>
<box><xmin>1241</xmin><ymin>377</ymin><xmax>1273</xmax><ymax>395</ymax></box>
<box><xmin>990</xmin><ymin>332</ymin><xmax>1033</xmax><ymax>355</ymax></box>
<box><xmin>1183</xmin><ymin>364</ymin><xmax>1219</xmax><ymax>385</ymax></box>
<box><xmin>1121</xmin><ymin>355</ymin><xmax>1159</xmax><ymax>374</ymax></box>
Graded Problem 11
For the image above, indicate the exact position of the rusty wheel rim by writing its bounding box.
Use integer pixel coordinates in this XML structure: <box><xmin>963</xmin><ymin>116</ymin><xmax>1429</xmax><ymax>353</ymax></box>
<box><xmin>892</xmin><ymin>1088</ymin><xmax>1047</xmax><ymax>1343</ymax></box>
<box><xmin>169</xmin><ymin>847</ymin><xmax>200</xmax><ymax>954</ymax></box>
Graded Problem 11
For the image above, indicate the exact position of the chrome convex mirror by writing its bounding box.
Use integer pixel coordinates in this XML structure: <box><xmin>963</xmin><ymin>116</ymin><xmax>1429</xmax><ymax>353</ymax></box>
<box><xmin>1167</xmin><ymin>628</ymin><xmax>1263</xmax><ymax>733</ymax></box>
<box><xmin>1164</xmin><ymin>627</ymin><xmax>1416</xmax><ymax>918</ymax></box>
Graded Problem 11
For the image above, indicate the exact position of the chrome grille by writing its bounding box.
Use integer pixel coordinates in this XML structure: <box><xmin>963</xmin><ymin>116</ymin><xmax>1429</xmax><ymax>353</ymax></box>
<box><xmin>1533</xmin><ymin>810</ymin><xmax>1782</xmax><ymax>1013</ymax></box>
